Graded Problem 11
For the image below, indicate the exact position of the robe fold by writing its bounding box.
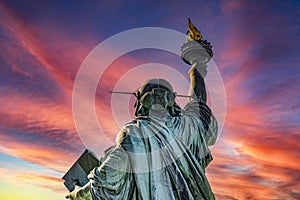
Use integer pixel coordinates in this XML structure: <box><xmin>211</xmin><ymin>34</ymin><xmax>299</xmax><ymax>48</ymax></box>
<box><xmin>89</xmin><ymin>100</ymin><xmax>218</xmax><ymax>200</ymax></box>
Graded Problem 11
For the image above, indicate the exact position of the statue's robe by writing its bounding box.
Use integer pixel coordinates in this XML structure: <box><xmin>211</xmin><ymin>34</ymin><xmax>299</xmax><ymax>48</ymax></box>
<box><xmin>89</xmin><ymin>100</ymin><xmax>218</xmax><ymax>200</ymax></box>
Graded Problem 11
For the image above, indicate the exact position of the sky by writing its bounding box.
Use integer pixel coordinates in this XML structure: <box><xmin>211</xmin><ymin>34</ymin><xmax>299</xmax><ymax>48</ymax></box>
<box><xmin>0</xmin><ymin>0</ymin><xmax>299</xmax><ymax>199</ymax></box>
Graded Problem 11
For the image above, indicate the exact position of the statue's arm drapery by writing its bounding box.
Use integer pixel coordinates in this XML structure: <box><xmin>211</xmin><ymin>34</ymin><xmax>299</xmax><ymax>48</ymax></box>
<box><xmin>184</xmin><ymin>65</ymin><xmax>218</xmax><ymax>146</ymax></box>
<box><xmin>88</xmin><ymin>146</ymin><xmax>134</xmax><ymax>199</ymax></box>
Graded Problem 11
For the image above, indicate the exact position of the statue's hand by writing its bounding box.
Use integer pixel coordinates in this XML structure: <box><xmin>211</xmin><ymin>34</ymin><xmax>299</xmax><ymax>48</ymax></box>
<box><xmin>65</xmin><ymin>185</ymin><xmax>91</xmax><ymax>200</ymax></box>
<box><xmin>65</xmin><ymin>189</ymin><xmax>77</xmax><ymax>200</ymax></box>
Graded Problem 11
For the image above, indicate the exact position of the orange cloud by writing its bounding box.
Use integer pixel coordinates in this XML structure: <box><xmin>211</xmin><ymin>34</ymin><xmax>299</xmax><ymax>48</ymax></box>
<box><xmin>0</xmin><ymin>89</ymin><xmax>84</xmax><ymax>172</ymax></box>
<box><xmin>206</xmin><ymin>137</ymin><xmax>300</xmax><ymax>199</ymax></box>
<box><xmin>0</xmin><ymin>167</ymin><xmax>66</xmax><ymax>195</ymax></box>
<box><xmin>0</xmin><ymin>135</ymin><xmax>78</xmax><ymax>173</ymax></box>
<box><xmin>16</xmin><ymin>173</ymin><xmax>66</xmax><ymax>194</ymax></box>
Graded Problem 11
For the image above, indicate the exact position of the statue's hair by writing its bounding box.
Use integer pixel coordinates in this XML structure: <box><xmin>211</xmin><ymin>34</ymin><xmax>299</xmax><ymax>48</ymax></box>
<box><xmin>134</xmin><ymin>79</ymin><xmax>182</xmax><ymax>117</ymax></box>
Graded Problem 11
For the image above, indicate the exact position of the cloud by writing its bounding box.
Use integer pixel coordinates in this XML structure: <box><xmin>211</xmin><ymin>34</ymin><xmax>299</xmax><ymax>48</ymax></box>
<box><xmin>0</xmin><ymin>2</ymin><xmax>92</xmax><ymax>97</ymax></box>
<box><xmin>204</xmin><ymin>2</ymin><xmax>300</xmax><ymax>199</ymax></box>
<box><xmin>0</xmin><ymin>167</ymin><xmax>66</xmax><ymax>194</ymax></box>
<box><xmin>207</xmin><ymin>139</ymin><xmax>300</xmax><ymax>199</ymax></box>
<box><xmin>0</xmin><ymin>1</ymin><xmax>299</xmax><ymax>199</ymax></box>
<box><xmin>0</xmin><ymin>87</ymin><xmax>85</xmax><ymax>172</ymax></box>
<box><xmin>16</xmin><ymin>172</ymin><xmax>66</xmax><ymax>194</ymax></box>
<box><xmin>0</xmin><ymin>131</ymin><xmax>80</xmax><ymax>173</ymax></box>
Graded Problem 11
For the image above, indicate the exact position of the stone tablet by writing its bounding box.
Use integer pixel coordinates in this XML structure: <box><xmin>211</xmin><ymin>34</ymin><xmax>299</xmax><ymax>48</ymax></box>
<box><xmin>62</xmin><ymin>149</ymin><xmax>99</xmax><ymax>192</ymax></box>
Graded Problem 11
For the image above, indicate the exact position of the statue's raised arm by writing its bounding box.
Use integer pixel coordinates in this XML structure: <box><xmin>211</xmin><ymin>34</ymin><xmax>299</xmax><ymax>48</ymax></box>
<box><xmin>182</xmin><ymin>18</ymin><xmax>218</xmax><ymax>146</ymax></box>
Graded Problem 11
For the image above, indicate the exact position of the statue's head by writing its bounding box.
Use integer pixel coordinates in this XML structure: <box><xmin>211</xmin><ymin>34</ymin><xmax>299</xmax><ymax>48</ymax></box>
<box><xmin>134</xmin><ymin>79</ymin><xmax>181</xmax><ymax>117</ymax></box>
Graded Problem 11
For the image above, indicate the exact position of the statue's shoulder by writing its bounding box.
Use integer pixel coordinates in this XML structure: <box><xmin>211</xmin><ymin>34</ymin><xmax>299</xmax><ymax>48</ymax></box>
<box><xmin>116</xmin><ymin>119</ymin><xmax>141</xmax><ymax>144</ymax></box>
<box><xmin>116</xmin><ymin>118</ymin><xmax>150</xmax><ymax>146</ymax></box>
<box><xmin>125</xmin><ymin>117</ymin><xmax>150</xmax><ymax>130</ymax></box>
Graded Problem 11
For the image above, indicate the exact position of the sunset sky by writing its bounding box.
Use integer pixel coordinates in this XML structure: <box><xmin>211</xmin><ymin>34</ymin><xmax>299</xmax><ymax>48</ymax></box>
<box><xmin>0</xmin><ymin>0</ymin><xmax>299</xmax><ymax>199</ymax></box>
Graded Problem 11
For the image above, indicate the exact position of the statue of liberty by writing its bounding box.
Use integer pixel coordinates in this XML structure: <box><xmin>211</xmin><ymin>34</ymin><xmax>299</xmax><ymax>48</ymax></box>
<box><xmin>65</xmin><ymin>19</ymin><xmax>218</xmax><ymax>200</ymax></box>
